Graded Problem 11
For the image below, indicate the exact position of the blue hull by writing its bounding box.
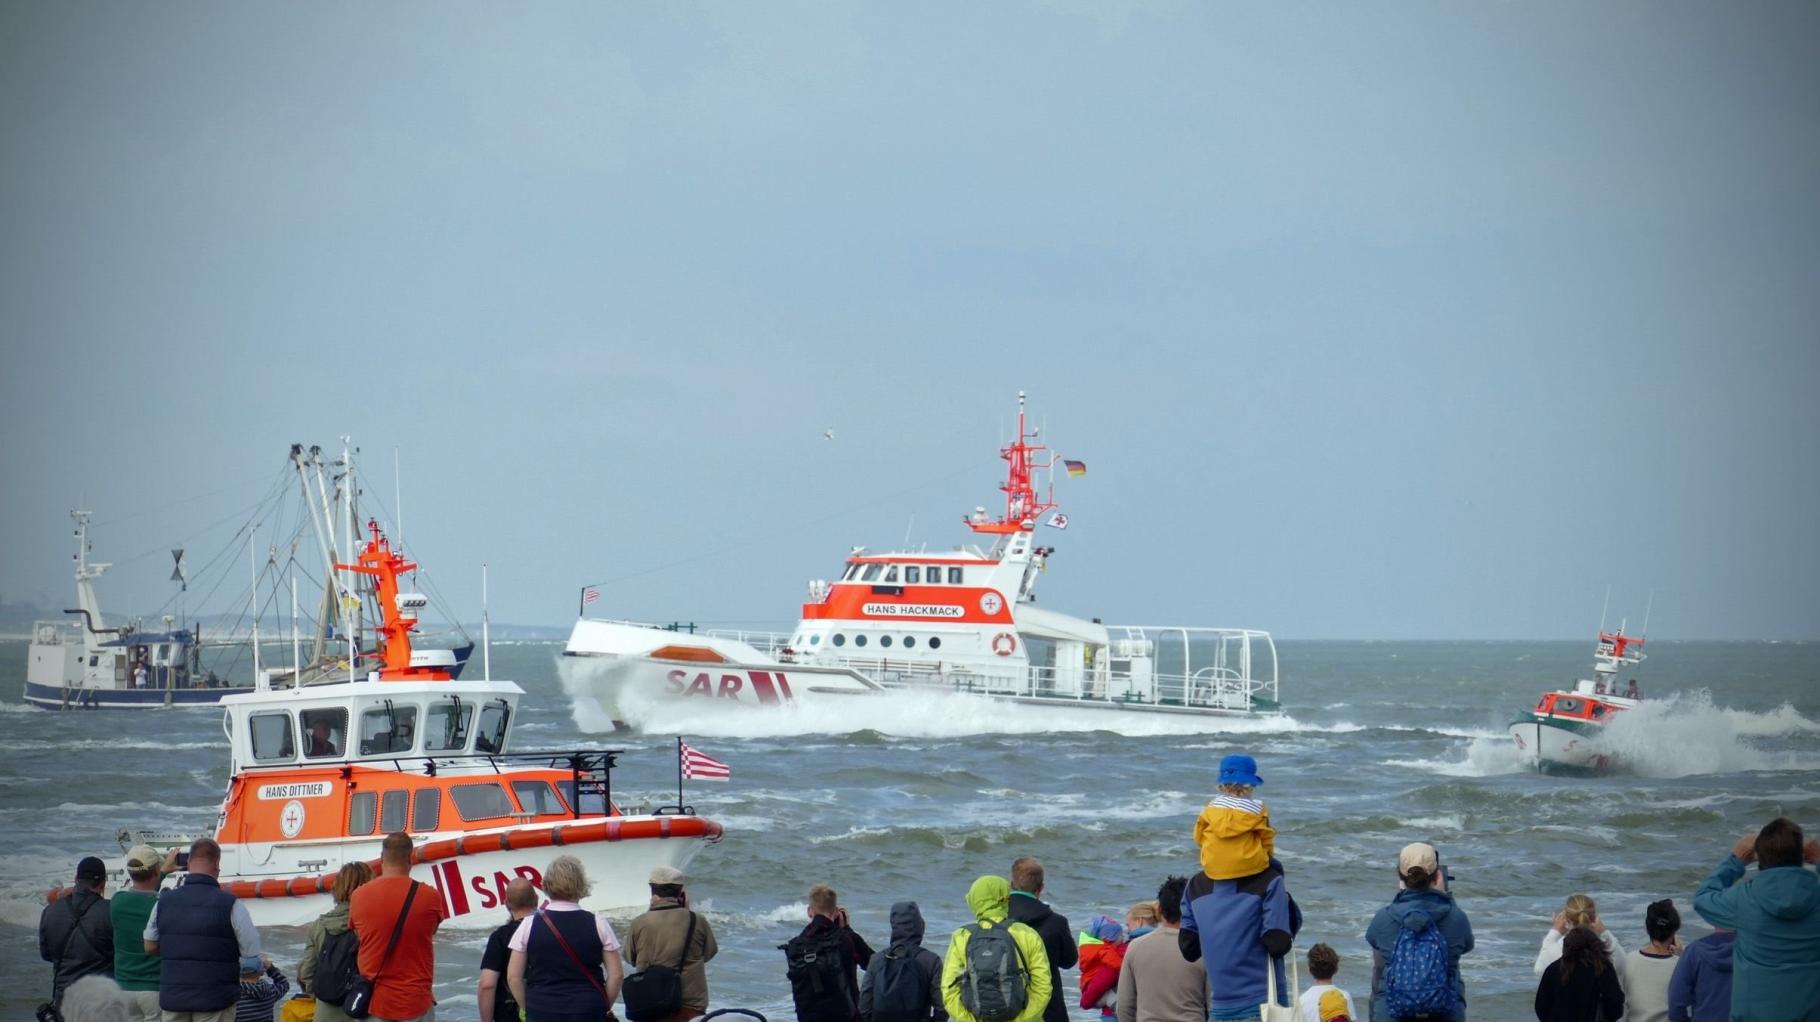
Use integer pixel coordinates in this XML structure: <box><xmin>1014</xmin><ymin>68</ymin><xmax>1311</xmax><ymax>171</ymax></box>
<box><xmin>23</xmin><ymin>680</ymin><xmax>254</xmax><ymax>709</ymax></box>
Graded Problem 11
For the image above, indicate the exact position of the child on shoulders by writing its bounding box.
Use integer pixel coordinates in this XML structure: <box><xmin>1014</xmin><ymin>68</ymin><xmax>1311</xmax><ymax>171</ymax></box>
<box><xmin>1193</xmin><ymin>754</ymin><xmax>1276</xmax><ymax>880</ymax></box>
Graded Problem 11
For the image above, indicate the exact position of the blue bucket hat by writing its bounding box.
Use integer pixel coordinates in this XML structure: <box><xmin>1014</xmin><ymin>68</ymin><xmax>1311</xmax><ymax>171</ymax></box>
<box><xmin>1217</xmin><ymin>754</ymin><xmax>1263</xmax><ymax>787</ymax></box>
<box><xmin>1086</xmin><ymin>914</ymin><xmax>1126</xmax><ymax>943</ymax></box>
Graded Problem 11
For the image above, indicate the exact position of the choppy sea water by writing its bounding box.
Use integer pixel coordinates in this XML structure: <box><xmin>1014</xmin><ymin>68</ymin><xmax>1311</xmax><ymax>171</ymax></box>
<box><xmin>3</xmin><ymin>638</ymin><xmax>1816</xmax><ymax>1020</ymax></box>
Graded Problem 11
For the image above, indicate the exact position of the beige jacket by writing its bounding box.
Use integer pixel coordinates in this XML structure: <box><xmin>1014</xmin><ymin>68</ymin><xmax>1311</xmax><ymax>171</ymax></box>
<box><xmin>623</xmin><ymin>899</ymin><xmax>719</xmax><ymax>1011</ymax></box>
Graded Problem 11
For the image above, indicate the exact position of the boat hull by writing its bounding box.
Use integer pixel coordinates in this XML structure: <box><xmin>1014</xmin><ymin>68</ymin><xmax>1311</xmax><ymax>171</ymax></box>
<box><xmin>116</xmin><ymin>816</ymin><xmax>717</xmax><ymax>928</ymax></box>
<box><xmin>23</xmin><ymin>680</ymin><xmax>256</xmax><ymax>709</ymax></box>
<box><xmin>564</xmin><ymin>650</ymin><xmax>1274</xmax><ymax>724</ymax></box>
<box><xmin>1508</xmin><ymin>712</ymin><xmax>1615</xmax><ymax>775</ymax></box>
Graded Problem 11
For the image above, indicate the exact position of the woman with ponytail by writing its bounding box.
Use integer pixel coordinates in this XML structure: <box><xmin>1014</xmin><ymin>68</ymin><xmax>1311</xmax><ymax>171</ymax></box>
<box><xmin>1534</xmin><ymin>894</ymin><xmax>1628</xmax><ymax>985</ymax></box>
<box><xmin>1534</xmin><ymin>926</ymin><xmax>1626</xmax><ymax>1021</ymax></box>
<box><xmin>1621</xmin><ymin>899</ymin><xmax>1682</xmax><ymax>1022</ymax></box>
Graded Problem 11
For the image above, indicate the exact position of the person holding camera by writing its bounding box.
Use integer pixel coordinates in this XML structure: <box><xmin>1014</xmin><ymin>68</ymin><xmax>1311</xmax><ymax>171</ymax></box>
<box><xmin>784</xmin><ymin>884</ymin><xmax>876</xmax><ymax>1022</ymax></box>
<box><xmin>1365</xmin><ymin>843</ymin><xmax>1474</xmax><ymax>1022</ymax></box>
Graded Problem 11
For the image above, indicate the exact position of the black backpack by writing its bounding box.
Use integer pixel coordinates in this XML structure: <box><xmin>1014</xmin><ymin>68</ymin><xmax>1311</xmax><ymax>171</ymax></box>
<box><xmin>782</xmin><ymin>927</ymin><xmax>856</xmax><ymax>1022</ymax></box>
<box><xmin>869</xmin><ymin>945</ymin><xmax>928</xmax><ymax>1022</ymax></box>
<box><xmin>311</xmin><ymin>928</ymin><xmax>361</xmax><ymax>1007</ymax></box>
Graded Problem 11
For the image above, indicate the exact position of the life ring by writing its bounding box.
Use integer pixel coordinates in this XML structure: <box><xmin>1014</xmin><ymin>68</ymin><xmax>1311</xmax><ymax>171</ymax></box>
<box><xmin>991</xmin><ymin>633</ymin><xmax>1017</xmax><ymax>657</ymax></box>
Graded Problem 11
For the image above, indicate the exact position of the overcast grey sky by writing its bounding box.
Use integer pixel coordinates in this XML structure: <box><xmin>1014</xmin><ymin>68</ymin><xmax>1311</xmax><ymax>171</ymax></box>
<box><xmin>3</xmin><ymin>3</ymin><xmax>1816</xmax><ymax>639</ymax></box>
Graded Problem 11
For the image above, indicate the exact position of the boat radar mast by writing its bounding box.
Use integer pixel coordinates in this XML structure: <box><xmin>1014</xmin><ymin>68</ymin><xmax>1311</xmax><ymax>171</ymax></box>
<box><xmin>335</xmin><ymin>519</ymin><xmax>445</xmax><ymax>681</ymax></box>
<box><xmin>966</xmin><ymin>391</ymin><xmax>1058</xmax><ymax>536</ymax></box>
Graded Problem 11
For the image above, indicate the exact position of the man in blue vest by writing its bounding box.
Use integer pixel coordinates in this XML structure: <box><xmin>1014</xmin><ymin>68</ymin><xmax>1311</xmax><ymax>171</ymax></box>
<box><xmin>145</xmin><ymin>837</ymin><xmax>262</xmax><ymax>1022</ymax></box>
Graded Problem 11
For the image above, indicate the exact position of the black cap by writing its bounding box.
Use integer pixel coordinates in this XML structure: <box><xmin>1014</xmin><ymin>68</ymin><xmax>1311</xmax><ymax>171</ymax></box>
<box><xmin>75</xmin><ymin>856</ymin><xmax>106</xmax><ymax>884</ymax></box>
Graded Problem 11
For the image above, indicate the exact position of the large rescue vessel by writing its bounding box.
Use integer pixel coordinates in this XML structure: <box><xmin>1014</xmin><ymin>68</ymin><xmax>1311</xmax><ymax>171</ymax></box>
<box><xmin>1508</xmin><ymin>625</ymin><xmax>1650</xmax><ymax>774</ymax></box>
<box><xmin>104</xmin><ymin>522</ymin><xmax>721</xmax><ymax>925</ymax></box>
<box><xmin>564</xmin><ymin>393</ymin><xmax>1279</xmax><ymax>727</ymax></box>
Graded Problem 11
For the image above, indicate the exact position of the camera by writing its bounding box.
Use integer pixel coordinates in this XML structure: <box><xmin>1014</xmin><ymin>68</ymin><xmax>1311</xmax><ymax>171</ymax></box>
<box><xmin>35</xmin><ymin>1002</ymin><xmax>64</xmax><ymax>1022</ymax></box>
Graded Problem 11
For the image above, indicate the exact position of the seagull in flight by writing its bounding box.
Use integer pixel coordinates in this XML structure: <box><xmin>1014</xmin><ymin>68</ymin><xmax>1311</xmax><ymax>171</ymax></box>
<box><xmin>822</xmin><ymin>428</ymin><xmax>835</xmax><ymax>440</ymax></box>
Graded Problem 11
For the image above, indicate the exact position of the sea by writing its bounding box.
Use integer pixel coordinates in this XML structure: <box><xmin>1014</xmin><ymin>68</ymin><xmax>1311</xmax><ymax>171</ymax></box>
<box><xmin>2</xmin><ymin>638</ymin><xmax>1816</xmax><ymax>1020</ymax></box>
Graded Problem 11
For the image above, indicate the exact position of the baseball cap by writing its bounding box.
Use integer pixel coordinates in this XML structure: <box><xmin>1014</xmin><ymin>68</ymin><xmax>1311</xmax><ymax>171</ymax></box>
<box><xmin>1398</xmin><ymin>842</ymin><xmax>1439</xmax><ymax>876</ymax></box>
<box><xmin>125</xmin><ymin>845</ymin><xmax>163</xmax><ymax>874</ymax></box>
<box><xmin>649</xmin><ymin>866</ymin><xmax>687</xmax><ymax>885</ymax></box>
<box><xmin>240</xmin><ymin>955</ymin><xmax>263</xmax><ymax>975</ymax></box>
<box><xmin>75</xmin><ymin>856</ymin><xmax>106</xmax><ymax>884</ymax></box>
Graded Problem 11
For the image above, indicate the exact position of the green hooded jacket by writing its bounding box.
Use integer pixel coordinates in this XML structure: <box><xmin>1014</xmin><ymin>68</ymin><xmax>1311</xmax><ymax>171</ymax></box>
<box><xmin>941</xmin><ymin>876</ymin><xmax>1052</xmax><ymax>1022</ymax></box>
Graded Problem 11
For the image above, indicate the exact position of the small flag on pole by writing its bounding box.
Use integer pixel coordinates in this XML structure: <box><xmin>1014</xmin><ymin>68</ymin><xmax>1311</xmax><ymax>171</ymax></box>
<box><xmin>582</xmin><ymin>587</ymin><xmax>601</xmax><ymax>605</ymax></box>
<box><xmin>680</xmin><ymin>741</ymin><xmax>731</xmax><ymax>781</ymax></box>
<box><xmin>1062</xmin><ymin>459</ymin><xmax>1087</xmax><ymax>477</ymax></box>
<box><xmin>1045</xmin><ymin>512</ymin><xmax>1069</xmax><ymax>530</ymax></box>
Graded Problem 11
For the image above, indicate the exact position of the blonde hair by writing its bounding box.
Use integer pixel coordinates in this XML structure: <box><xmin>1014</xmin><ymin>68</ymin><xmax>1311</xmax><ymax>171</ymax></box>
<box><xmin>1564</xmin><ymin>893</ymin><xmax>1598</xmax><ymax>929</ymax></box>
<box><xmin>1218</xmin><ymin>783</ymin><xmax>1255</xmax><ymax>798</ymax></box>
<box><xmin>545</xmin><ymin>855</ymin><xmax>592</xmax><ymax>902</ymax></box>
<box><xmin>1126</xmin><ymin>901</ymin><xmax>1160</xmax><ymax>928</ymax></box>
<box><xmin>331</xmin><ymin>861</ymin><xmax>374</xmax><ymax>904</ymax></box>
<box><xmin>808</xmin><ymin>884</ymin><xmax>840</xmax><ymax>915</ymax></box>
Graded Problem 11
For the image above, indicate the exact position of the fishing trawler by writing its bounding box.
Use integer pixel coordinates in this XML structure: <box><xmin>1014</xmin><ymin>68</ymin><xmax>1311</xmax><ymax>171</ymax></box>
<box><xmin>564</xmin><ymin>393</ymin><xmax>1279</xmax><ymax>727</ymax></box>
<box><xmin>1508</xmin><ymin>626</ymin><xmax>1649</xmax><ymax>774</ymax></box>
<box><xmin>24</xmin><ymin>441</ymin><xmax>470</xmax><ymax>709</ymax></box>
<box><xmin>99</xmin><ymin>522</ymin><xmax>721</xmax><ymax>925</ymax></box>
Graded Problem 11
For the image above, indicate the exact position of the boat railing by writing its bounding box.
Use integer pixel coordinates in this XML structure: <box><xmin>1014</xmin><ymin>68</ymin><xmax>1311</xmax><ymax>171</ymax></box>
<box><xmin>31</xmin><ymin>619</ymin><xmax>82</xmax><ymax>645</ymax></box>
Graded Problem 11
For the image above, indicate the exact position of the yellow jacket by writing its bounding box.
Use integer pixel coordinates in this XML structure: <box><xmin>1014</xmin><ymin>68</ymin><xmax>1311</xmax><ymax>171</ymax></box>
<box><xmin>1193</xmin><ymin>794</ymin><xmax>1274</xmax><ymax>880</ymax></box>
<box><xmin>942</xmin><ymin>876</ymin><xmax>1053</xmax><ymax>1022</ymax></box>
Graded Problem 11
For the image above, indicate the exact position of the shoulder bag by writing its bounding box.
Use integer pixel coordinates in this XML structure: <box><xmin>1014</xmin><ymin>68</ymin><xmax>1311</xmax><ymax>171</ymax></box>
<box><xmin>535</xmin><ymin>909</ymin><xmax>615</xmax><ymax>1019</ymax></box>
<box><xmin>622</xmin><ymin>910</ymin><xmax>695</xmax><ymax>1022</ymax></box>
<box><xmin>343</xmin><ymin>880</ymin><xmax>420</xmax><ymax>1020</ymax></box>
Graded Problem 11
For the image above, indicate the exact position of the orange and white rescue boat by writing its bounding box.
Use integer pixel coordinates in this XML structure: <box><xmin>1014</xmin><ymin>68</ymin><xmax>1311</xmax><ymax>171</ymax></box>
<box><xmin>564</xmin><ymin>393</ymin><xmax>1280</xmax><ymax>727</ymax></box>
<box><xmin>110</xmin><ymin>522</ymin><xmax>722</xmax><ymax>927</ymax></box>
<box><xmin>1508</xmin><ymin>624</ymin><xmax>1651</xmax><ymax>775</ymax></box>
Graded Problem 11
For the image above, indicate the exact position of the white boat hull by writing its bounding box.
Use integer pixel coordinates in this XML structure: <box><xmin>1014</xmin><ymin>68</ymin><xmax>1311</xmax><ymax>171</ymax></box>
<box><xmin>1508</xmin><ymin>715</ymin><xmax>1615</xmax><ymax>775</ymax></box>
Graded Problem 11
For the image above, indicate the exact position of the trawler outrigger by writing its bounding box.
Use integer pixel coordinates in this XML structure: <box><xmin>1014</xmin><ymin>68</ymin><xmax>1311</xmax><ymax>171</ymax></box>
<box><xmin>564</xmin><ymin>393</ymin><xmax>1279</xmax><ymax>727</ymax></box>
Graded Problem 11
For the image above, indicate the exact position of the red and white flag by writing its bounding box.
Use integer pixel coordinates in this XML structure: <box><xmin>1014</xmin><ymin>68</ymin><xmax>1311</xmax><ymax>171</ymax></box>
<box><xmin>582</xmin><ymin>587</ymin><xmax>601</xmax><ymax>605</ymax></box>
<box><xmin>680</xmin><ymin>741</ymin><xmax>731</xmax><ymax>781</ymax></box>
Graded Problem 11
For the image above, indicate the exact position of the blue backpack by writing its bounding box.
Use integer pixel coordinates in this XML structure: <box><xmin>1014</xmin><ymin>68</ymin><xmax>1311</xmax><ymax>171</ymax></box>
<box><xmin>1382</xmin><ymin>912</ymin><xmax>1453</xmax><ymax>1018</ymax></box>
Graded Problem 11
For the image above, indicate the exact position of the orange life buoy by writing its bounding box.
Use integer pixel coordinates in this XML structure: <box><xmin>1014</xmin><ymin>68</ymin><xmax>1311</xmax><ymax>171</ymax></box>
<box><xmin>991</xmin><ymin>632</ymin><xmax>1017</xmax><ymax>657</ymax></box>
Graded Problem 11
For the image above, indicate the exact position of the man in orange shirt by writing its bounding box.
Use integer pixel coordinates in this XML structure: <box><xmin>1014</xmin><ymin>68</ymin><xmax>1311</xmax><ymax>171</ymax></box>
<box><xmin>349</xmin><ymin>832</ymin><xmax>447</xmax><ymax>1022</ymax></box>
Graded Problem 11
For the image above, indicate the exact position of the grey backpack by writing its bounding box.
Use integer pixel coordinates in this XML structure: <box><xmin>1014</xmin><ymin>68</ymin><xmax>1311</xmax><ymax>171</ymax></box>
<box><xmin>956</xmin><ymin>923</ymin><xmax>1028</xmax><ymax>1022</ymax></box>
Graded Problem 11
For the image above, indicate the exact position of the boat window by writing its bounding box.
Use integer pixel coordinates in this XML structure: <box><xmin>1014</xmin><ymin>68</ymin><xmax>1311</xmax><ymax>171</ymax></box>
<box><xmin>948</xmin><ymin>567</ymin><xmax>963</xmax><ymax>584</ymax></box>
<box><xmin>424</xmin><ymin>697</ymin><xmax>472</xmax><ymax>752</ymax></box>
<box><xmin>861</xmin><ymin>564</ymin><xmax>882</xmax><ymax>582</ymax></box>
<box><xmin>157</xmin><ymin>644</ymin><xmax>171</xmax><ymax>662</ymax></box>
<box><xmin>249</xmin><ymin>712</ymin><xmax>296</xmax><ymax>762</ymax></box>
<box><xmin>929</xmin><ymin>637</ymin><xmax>942</xmax><ymax>650</ymax></box>
<box><xmin>412</xmin><ymin>789</ymin><xmax>441</xmax><ymax>831</ymax></box>
<box><xmin>832</xmin><ymin>634</ymin><xmax>846</xmax><ymax>647</ymax></box>
<box><xmin>1555</xmin><ymin>697</ymin><xmax>1582</xmax><ymax>715</ymax></box>
<box><xmin>359</xmin><ymin>703</ymin><xmax>419</xmax><ymax>756</ymax></box>
<box><xmin>842</xmin><ymin>564</ymin><xmax>859</xmax><ymax>580</ymax></box>
<box><xmin>903</xmin><ymin>636</ymin><xmax>916</xmax><ymax>648</ymax></box>
<box><xmin>810</xmin><ymin>634</ymin><xmax>821</xmax><ymax>646</ymax></box>
<box><xmin>451</xmin><ymin>782</ymin><xmax>514</xmax><ymax>821</ymax></box>
<box><xmin>905</xmin><ymin>566</ymin><xmax>921</xmax><ymax>584</ymax></box>
<box><xmin>348</xmin><ymin>791</ymin><xmax>376</xmax><ymax>836</ymax></box>
<box><xmin>300</xmin><ymin>708</ymin><xmax>348</xmax><ymax>759</ymax></box>
<box><xmin>927</xmin><ymin>565</ymin><xmax>942</xmax><ymax>583</ymax></box>
<box><xmin>855</xmin><ymin>634</ymin><xmax>868</xmax><ymax>647</ymax></box>
<box><xmin>880</xmin><ymin>635</ymin><xmax>893</xmax><ymax>648</ymax></box>
<box><xmin>475</xmin><ymin>701</ymin><xmax>510</xmax><ymax>755</ymax></box>
<box><xmin>884</xmin><ymin>566</ymin><xmax>899</xmax><ymax>583</ymax></box>
<box><xmin>512</xmin><ymin>780</ymin><xmax>567</xmax><ymax>816</ymax></box>
<box><xmin>89</xmin><ymin>655</ymin><xmax>99</xmax><ymax>668</ymax></box>
<box><xmin>379</xmin><ymin>789</ymin><xmax>408</xmax><ymax>833</ymax></box>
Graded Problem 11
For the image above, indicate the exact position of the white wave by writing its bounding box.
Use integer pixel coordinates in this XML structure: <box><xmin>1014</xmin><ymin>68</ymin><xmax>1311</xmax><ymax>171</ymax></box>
<box><xmin>0</xmin><ymin>702</ymin><xmax>45</xmax><ymax>713</ymax></box>
<box><xmin>1403</xmin><ymin>814</ymin><xmax>1466</xmax><ymax>831</ymax></box>
<box><xmin>1385</xmin><ymin>737</ymin><xmax>1528</xmax><ymax>778</ymax></box>
<box><xmin>8</xmin><ymin>739</ymin><xmax>224</xmax><ymax>752</ymax></box>
<box><xmin>1600</xmin><ymin>690</ymin><xmax>1820</xmax><ymax>778</ymax></box>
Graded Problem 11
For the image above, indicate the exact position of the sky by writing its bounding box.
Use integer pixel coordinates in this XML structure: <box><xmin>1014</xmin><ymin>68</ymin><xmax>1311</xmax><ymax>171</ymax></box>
<box><xmin>2</xmin><ymin>3</ymin><xmax>1816</xmax><ymax>639</ymax></box>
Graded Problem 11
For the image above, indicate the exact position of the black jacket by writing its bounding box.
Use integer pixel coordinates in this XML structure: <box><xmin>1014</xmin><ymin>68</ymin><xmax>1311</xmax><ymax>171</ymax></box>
<box><xmin>1006</xmin><ymin>892</ymin><xmax>1075</xmax><ymax>1022</ymax></box>
<box><xmin>38</xmin><ymin>887</ymin><xmax>114</xmax><ymax>1005</ymax></box>
<box><xmin>1534</xmin><ymin>959</ymin><xmax>1625</xmax><ymax>1022</ymax></box>
<box><xmin>797</xmin><ymin>913</ymin><xmax>877</xmax><ymax>1020</ymax></box>
<box><xmin>859</xmin><ymin>902</ymin><xmax>948</xmax><ymax>1022</ymax></box>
